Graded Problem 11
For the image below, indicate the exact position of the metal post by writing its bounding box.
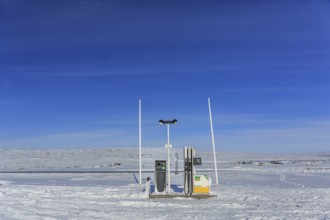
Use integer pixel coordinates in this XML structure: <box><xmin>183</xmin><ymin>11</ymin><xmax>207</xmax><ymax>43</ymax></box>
<box><xmin>139</xmin><ymin>99</ymin><xmax>142</xmax><ymax>185</ymax></box>
<box><xmin>159</xmin><ymin>119</ymin><xmax>177</xmax><ymax>194</ymax></box>
<box><xmin>175</xmin><ymin>152</ymin><xmax>179</xmax><ymax>175</ymax></box>
<box><xmin>208</xmin><ymin>98</ymin><xmax>219</xmax><ymax>185</ymax></box>
<box><xmin>167</xmin><ymin>124</ymin><xmax>170</xmax><ymax>146</ymax></box>
<box><xmin>167</xmin><ymin>124</ymin><xmax>171</xmax><ymax>194</ymax></box>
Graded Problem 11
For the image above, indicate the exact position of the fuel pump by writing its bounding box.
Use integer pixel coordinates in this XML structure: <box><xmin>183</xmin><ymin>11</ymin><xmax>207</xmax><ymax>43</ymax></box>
<box><xmin>184</xmin><ymin>147</ymin><xmax>194</xmax><ymax>195</ymax></box>
<box><xmin>155</xmin><ymin>160</ymin><xmax>166</xmax><ymax>193</ymax></box>
<box><xmin>184</xmin><ymin>146</ymin><xmax>210</xmax><ymax>195</ymax></box>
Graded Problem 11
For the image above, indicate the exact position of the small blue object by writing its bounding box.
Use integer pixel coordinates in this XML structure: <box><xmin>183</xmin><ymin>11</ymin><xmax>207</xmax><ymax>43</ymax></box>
<box><xmin>143</xmin><ymin>184</ymin><xmax>184</xmax><ymax>193</ymax></box>
<box><xmin>170</xmin><ymin>184</ymin><xmax>184</xmax><ymax>193</ymax></box>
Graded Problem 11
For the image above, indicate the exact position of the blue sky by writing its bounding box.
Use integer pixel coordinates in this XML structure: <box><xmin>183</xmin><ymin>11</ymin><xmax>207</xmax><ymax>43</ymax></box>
<box><xmin>0</xmin><ymin>0</ymin><xmax>330</xmax><ymax>152</ymax></box>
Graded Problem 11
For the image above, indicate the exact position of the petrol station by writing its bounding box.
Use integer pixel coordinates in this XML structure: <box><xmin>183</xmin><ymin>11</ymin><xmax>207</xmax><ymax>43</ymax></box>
<box><xmin>147</xmin><ymin>146</ymin><xmax>216</xmax><ymax>199</ymax></box>
<box><xmin>138</xmin><ymin>98</ymin><xmax>218</xmax><ymax>199</ymax></box>
<box><xmin>145</xmin><ymin>118</ymin><xmax>217</xmax><ymax>199</ymax></box>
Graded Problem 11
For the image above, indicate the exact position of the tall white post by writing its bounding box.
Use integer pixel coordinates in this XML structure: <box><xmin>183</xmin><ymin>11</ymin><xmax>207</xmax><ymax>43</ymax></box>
<box><xmin>208</xmin><ymin>98</ymin><xmax>219</xmax><ymax>185</ymax></box>
<box><xmin>139</xmin><ymin>99</ymin><xmax>142</xmax><ymax>185</ymax></box>
<box><xmin>167</xmin><ymin>124</ymin><xmax>170</xmax><ymax>146</ymax></box>
<box><xmin>167</xmin><ymin>124</ymin><xmax>171</xmax><ymax>194</ymax></box>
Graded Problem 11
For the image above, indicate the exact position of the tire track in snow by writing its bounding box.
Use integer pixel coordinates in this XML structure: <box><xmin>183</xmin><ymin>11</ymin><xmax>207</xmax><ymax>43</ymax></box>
<box><xmin>279</xmin><ymin>174</ymin><xmax>306</xmax><ymax>189</ymax></box>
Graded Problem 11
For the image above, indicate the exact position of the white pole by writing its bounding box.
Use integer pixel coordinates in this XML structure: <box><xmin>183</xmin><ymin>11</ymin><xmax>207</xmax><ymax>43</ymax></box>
<box><xmin>167</xmin><ymin>124</ymin><xmax>171</xmax><ymax>194</ymax></box>
<box><xmin>208</xmin><ymin>98</ymin><xmax>219</xmax><ymax>185</ymax></box>
<box><xmin>167</xmin><ymin>124</ymin><xmax>170</xmax><ymax>145</ymax></box>
<box><xmin>139</xmin><ymin>99</ymin><xmax>142</xmax><ymax>185</ymax></box>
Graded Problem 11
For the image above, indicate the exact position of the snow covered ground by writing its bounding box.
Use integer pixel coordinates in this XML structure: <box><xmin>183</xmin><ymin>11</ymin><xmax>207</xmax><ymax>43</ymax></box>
<box><xmin>0</xmin><ymin>148</ymin><xmax>330</xmax><ymax>219</ymax></box>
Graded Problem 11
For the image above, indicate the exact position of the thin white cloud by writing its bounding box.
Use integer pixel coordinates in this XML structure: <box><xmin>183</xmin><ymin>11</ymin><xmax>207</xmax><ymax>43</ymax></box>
<box><xmin>213</xmin><ymin>120</ymin><xmax>330</xmax><ymax>152</ymax></box>
<box><xmin>0</xmin><ymin>129</ymin><xmax>137</xmax><ymax>148</ymax></box>
<box><xmin>1</xmin><ymin>112</ymin><xmax>329</xmax><ymax>152</ymax></box>
<box><xmin>150</xmin><ymin>117</ymin><xmax>330</xmax><ymax>152</ymax></box>
<box><xmin>0</xmin><ymin>80</ymin><xmax>11</xmax><ymax>88</ymax></box>
<box><xmin>0</xmin><ymin>99</ymin><xmax>14</xmax><ymax>106</ymax></box>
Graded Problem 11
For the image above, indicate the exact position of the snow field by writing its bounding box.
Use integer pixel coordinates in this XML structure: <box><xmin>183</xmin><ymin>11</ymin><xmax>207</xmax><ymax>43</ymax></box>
<box><xmin>1</xmin><ymin>182</ymin><xmax>329</xmax><ymax>219</ymax></box>
<box><xmin>0</xmin><ymin>148</ymin><xmax>330</xmax><ymax>219</ymax></box>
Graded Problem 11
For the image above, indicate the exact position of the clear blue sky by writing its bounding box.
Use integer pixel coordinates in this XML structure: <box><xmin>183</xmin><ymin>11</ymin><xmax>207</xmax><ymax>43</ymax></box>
<box><xmin>1</xmin><ymin>0</ymin><xmax>329</xmax><ymax>152</ymax></box>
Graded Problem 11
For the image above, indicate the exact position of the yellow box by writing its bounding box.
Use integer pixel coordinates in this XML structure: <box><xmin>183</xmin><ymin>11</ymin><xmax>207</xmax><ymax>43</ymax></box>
<box><xmin>193</xmin><ymin>186</ymin><xmax>210</xmax><ymax>194</ymax></box>
<box><xmin>193</xmin><ymin>175</ymin><xmax>211</xmax><ymax>194</ymax></box>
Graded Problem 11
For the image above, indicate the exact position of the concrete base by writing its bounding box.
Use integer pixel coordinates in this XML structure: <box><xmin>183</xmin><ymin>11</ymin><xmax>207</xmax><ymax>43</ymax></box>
<box><xmin>149</xmin><ymin>193</ymin><xmax>217</xmax><ymax>199</ymax></box>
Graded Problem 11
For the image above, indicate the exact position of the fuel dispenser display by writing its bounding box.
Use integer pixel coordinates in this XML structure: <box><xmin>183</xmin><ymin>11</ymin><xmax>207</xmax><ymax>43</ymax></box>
<box><xmin>155</xmin><ymin>160</ymin><xmax>166</xmax><ymax>193</ymax></box>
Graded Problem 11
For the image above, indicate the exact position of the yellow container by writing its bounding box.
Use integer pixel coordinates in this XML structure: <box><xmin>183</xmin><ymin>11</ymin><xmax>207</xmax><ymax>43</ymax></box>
<box><xmin>193</xmin><ymin>175</ymin><xmax>210</xmax><ymax>194</ymax></box>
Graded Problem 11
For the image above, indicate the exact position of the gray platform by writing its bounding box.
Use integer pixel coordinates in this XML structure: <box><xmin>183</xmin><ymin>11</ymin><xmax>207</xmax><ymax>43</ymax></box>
<box><xmin>149</xmin><ymin>193</ymin><xmax>217</xmax><ymax>199</ymax></box>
